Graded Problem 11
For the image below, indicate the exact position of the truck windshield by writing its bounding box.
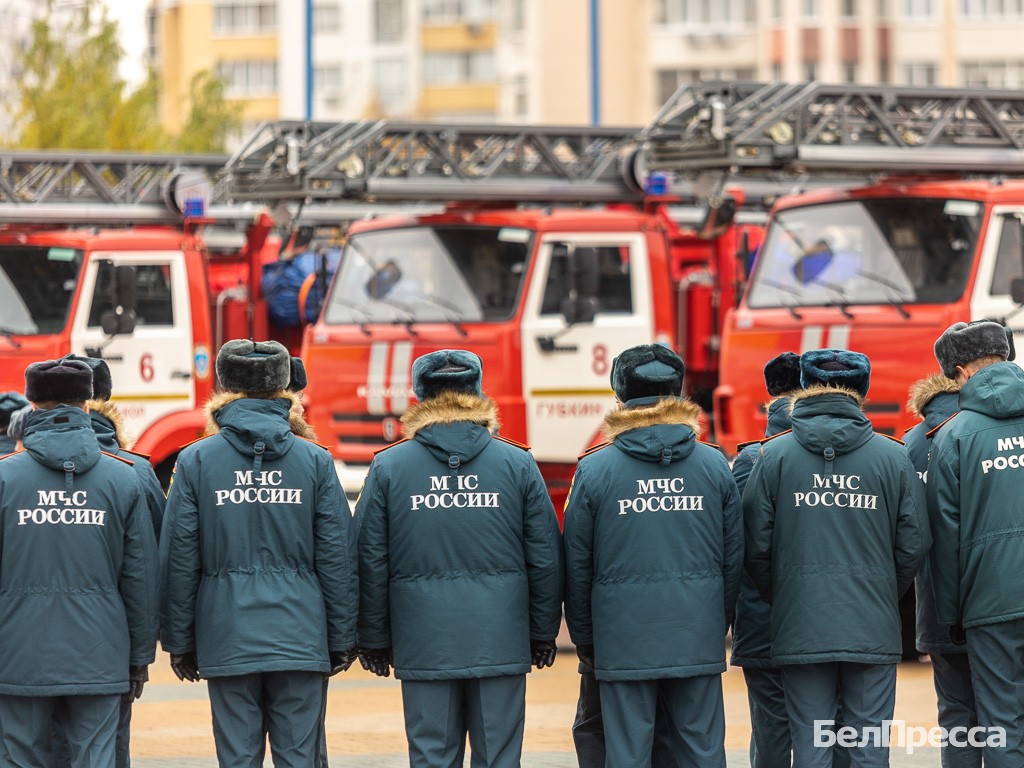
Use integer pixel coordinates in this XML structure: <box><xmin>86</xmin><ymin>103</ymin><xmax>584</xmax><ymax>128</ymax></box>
<box><xmin>747</xmin><ymin>198</ymin><xmax>982</xmax><ymax>308</ymax></box>
<box><xmin>0</xmin><ymin>246</ymin><xmax>83</xmax><ymax>334</ymax></box>
<box><xmin>323</xmin><ymin>225</ymin><xmax>533</xmax><ymax>324</ymax></box>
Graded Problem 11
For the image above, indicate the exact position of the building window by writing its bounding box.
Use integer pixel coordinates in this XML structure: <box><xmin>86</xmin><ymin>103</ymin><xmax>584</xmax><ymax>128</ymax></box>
<box><xmin>903</xmin><ymin>62</ymin><xmax>937</xmax><ymax>84</ymax></box>
<box><xmin>878</xmin><ymin>0</ymin><xmax>888</xmax><ymax>14</ymax></box>
<box><xmin>215</xmin><ymin>59</ymin><xmax>278</xmax><ymax>95</ymax></box>
<box><xmin>843</xmin><ymin>0</ymin><xmax>857</xmax><ymax>14</ymax></box>
<box><xmin>314</xmin><ymin>64</ymin><xmax>343</xmax><ymax>93</ymax></box>
<box><xmin>653</xmin><ymin>0</ymin><xmax>756</xmax><ymax>24</ymax></box>
<box><xmin>802</xmin><ymin>0</ymin><xmax>819</xmax><ymax>17</ymax></box>
<box><xmin>804</xmin><ymin>61</ymin><xmax>818</xmax><ymax>80</ymax></box>
<box><xmin>375</xmin><ymin>0</ymin><xmax>404</xmax><ymax>42</ymax></box>
<box><xmin>510</xmin><ymin>0</ymin><xmax>526</xmax><ymax>30</ymax></box>
<box><xmin>513</xmin><ymin>76</ymin><xmax>528</xmax><ymax>118</ymax></box>
<box><xmin>902</xmin><ymin>0</ymin><xmax>935</xmax><ymax>16</ymax></box>
<box><xmin>213</xmin><ymin>1</ymin><xmax>277</xmax><ymax>34</ymax></box>
<box><xmin>422</xmin><ymin>51</ymin><xmax>496</xmax><ymax>84</ymax></box>
<box><xmin>422</xmin><ymin>0</ymin><xmax>496</xmax><ymax>22</ymax></box>
<box><xmin>313</xmin><ymin>3</ymin><xmax>341</xmax><ymax>33</ymax></box>
<box><xmin>373</xmin><ymin>58</ymin><xmax>408</xmax><ymax>114</ymax></box>
<box><xmin>656</xmin><ymin>67</ymin><xmax>755</xmax><ymax>106</ymax></box>
<box><xmin>960</xmin><ymin>60</ymin><xmax>1024</xmax><ymax>86</ymax></box>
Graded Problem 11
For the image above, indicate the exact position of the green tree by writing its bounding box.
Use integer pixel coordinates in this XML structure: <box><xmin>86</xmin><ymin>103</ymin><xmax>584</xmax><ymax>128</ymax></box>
<box><xmin>12</xmin><ymin>0</ymin><xmax>240</xmax><ymax>153</ymax></box>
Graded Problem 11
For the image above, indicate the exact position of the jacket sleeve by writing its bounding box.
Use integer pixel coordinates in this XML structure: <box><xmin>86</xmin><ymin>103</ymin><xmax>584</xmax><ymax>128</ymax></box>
<box><xmin>355</xmin><ymin>458</ymin><xmax>391</xmax><ymax>649</ymax></box>
<box><xmin>137</xmin><ymin>462</ymin><xmax>167</xmax><ymax>544</ymax></box>
<box><xmin>562</xmin><ymin>462</ymin><xmax>595</xmax><ymax>646</ymax></box>
<box><xmin>521</xmin><ymin>455</ymin><xmax>564</xmax><ymax>642</ymax></box>
<box><xmin>731</xmin><ymin>445</ymin><xmax>757</xmax><ymax>496</ymax></box>
<box><xmin>742</xmin><ymin>450</ymin><xmax>775</xmax><ymax>603</ymax></box>
<box><xmin>120</xmin><ymin>475</ymin><xmax>160</xmax><ymax>665</ymax></box>
<box><xmin>894</xmin><ymin>452</ymin><xmax>930</xmax><ymax>597</ymax></box>
<box><xmin>159</xmin><ymin>455</ymin><xmax>201</xmax><ymax>653</ymax></box>
<box><xmin>925</xmin><ymin>434</ymin><xmax>961</xmax><ymax>625</ymax></box>
<box><xmin>314</xmin><ymin>451</ymin><xmax>359</xmax><ymax>651</ymax></box>
<box><xmin>720</xmin><ymin>462</ymin><xmax>744</xmax><ymax>630</ymax></box>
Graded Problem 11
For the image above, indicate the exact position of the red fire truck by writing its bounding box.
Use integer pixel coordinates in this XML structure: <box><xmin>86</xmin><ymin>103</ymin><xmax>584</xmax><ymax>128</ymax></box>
<box><xmin>223</xmin><ymin>120</ymin><xmax>773</xmax><ymax>509</ymax></box>
<box><xmin>640</xmin><ymin>81</ymin><xmax>1024</xmax><ymax>454</ymax></box>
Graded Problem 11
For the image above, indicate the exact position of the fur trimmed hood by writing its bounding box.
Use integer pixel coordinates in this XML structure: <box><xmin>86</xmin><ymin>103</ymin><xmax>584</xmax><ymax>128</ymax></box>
<box><xmin>401</xmin><ymin>391</ymin><xmax>500</xmax><ymax>439</ymax></box>
<box><xmin>87</xmin><ymin>399</ymin><xmax>132</xmax><ymax>449</ymax></box>
<box><xmin>601</xmin><ymin>397</ymin><xmax>702</xmax><ymax>442</ymax></box>
<box><xmin>790</xmin><ymin>383</ymin><xmax>865</xmax><ymax>410</ymax></box>
<box><xmin>205</xmin><ymin>389</ymin><xmax>315</xmax><ymax>440</ymax></box>
<box><xmin>907</xmin><ymin>374</ymin><xmax>960</xmax><ymax>419</ymax></box>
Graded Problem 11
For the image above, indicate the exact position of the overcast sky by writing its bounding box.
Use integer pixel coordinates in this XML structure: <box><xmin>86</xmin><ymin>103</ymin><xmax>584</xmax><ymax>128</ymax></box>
<box><xmin>103</xmin><ymin>0</ymin><xmax>147</xmax><ymax>85</ymax></box>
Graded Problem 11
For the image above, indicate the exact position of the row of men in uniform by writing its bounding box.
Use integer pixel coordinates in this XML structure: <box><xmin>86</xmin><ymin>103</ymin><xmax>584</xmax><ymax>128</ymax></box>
<box><xmin>0</xmin><ymin>319</ymin><xmax>1019</xmax><ymax>768</ymax></box>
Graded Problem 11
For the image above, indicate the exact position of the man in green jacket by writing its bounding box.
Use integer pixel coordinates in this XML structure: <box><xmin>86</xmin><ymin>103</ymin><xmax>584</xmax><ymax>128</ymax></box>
<box><xmin>356</xmin><ymin>349</ymin><xmax>563</xmax><ymax>768</ymax></box>
<box><xmin>927</xmin><ymin>320</ymin><xmax>1024</xmax><ymax>767</ymax></box>
<box><xmin>0</xmin><ymin>358</ymin><xmax>158</xmax><ymax>767</ymax></box>
<box><xmin>744</xmin><ymin>349</ymin><xmax>929</xmax><ymax>768</ymax></box>
<box><xmin>0</xmin><ymin>391</ymin><xmax>29</xmax><ymax>454</ymax></box>
<box><xmin>161</xmin><ymin>339</ymin><xmax>358</xmax><ymax>767</ymax></box>
<box><xmin>564</xmin><ymin>343</ymin><xmax>743</xmax><ymax>767</ymax></box>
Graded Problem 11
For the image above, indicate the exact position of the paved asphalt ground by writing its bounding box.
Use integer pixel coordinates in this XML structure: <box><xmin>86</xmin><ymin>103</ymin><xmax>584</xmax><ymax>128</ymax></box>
<box><xmin>129</xmin><ymin>651</ymin><xmax>945</xmax><ymax>766</ymax></box>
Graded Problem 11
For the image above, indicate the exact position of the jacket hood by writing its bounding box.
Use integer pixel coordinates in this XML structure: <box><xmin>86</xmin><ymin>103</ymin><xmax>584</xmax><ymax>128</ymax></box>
<box><xmin>958</xmin><ymin>361</ymin><xmax>1024</xmax><ymax>419</ymax></box>
<box><xmin>206</xmin><ymin>390</ymin><xmax>315</xmax><ymax>440</ymax></box>
<box><xmin>789</xmin><ymin>385</ymin><xmax>874</xmax><ymax>457</ymax></box>
<box><xmin>205</xmin><ymin>391</ymin><xmax>309</xmax><ymax>459</ymax></box>
<box><xmin>602</xmin><ymin>397</ymin><xmax>702</xmax><ymax>464</ymax></box>
<box><xmin>87</xmin><ymin>399</ymin><xmax>130</xmax><ymax>452</ymax></box>
<box><xmin>22</xmin><ymin>406</ymin><xmax>102</xmax><ymax>473</ymax></box>
<box><xmin>401</xmin><ymin>391</ymin><xmax>499</xmax><ymax>465</ymax></box>
<box><xmin>765</xmin><ymin>396</ymin><xmax>793</xmax><ymax>437</ymax></box>
<box><xmin>906</xmin><ymin>375</ymin><xmax>960</xmax><ymax>420</ymax></box>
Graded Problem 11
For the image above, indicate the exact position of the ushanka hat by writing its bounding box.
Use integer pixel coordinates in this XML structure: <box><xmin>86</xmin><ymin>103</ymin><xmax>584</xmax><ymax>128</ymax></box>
<box><xmin>288</xmin><ymin>357</ymin><xmax>307</xmax><ymax>393</ymax></box>
<box><xmin>799</xmin><ymin>349</ymin><xmax>871</xmax><ymax>398</ymax></box>
<box><xmin>216</xmin><ymin>339</ymin><xmax>291</xmax><ymax>394</ymax></box>
<box><xmin>62</xmin><ymin>354</ymin><xmax>113</xmax><ymax>400</ymax></box>
<box><xmin>763</xmin><ymin>352</ymin><xmax>801</xmax><ymax>396</ymax></box>
<box><xmin>412</xmin><ymin>349</ymin><xmax>483</xmax><ymax>400</ymax></box>
<box><xmin>934</xmin><ymin>320</ymin><xmax>1010</xmax><ymax>379</ymax></box>
<box><xmin>24</xmin><ymin>358</ymin><xmax>94</xmax><ymax>404</ymax></box>
<box><xmin>610</xmin><ymin>344</ymin><xmax>685</xmax><ymax>405</ymax></box>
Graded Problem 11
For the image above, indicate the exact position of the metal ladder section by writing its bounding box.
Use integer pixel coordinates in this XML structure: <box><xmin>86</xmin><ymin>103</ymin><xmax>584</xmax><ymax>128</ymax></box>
<box><xmin>641</xmin><ymin>80</ymin><xmax>1024</xmax><ymax>176</ymax></box>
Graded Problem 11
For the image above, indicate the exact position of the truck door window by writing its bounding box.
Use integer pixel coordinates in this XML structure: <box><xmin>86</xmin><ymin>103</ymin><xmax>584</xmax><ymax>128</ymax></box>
<box><xmin>88</xmin><ymin>263</ymin><xmax>174</xmax><ymax>327</ymax></box>
<box><xmin>990</xmin><ymin>215</ymin><xmax>1024</xmax><ymax>295</ymax></box>
<box><xmin>0</xmin><ymin>246</ymin><xmax>82</xmax><ymax>334</ymax></box>
<box><xmin>540</xmin><ymin>245</ymin><xmax>632</xmax><ymax>316</ymax></box>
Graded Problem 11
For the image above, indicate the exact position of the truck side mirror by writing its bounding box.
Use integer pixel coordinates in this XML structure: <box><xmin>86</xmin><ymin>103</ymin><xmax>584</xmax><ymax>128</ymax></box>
<box><xmin>1011</xmin><ymin>277</ymin><xmax>1024</xmax><ymax>305</ymax></box>
<box><xmin>99</xmin><ymin>265</ymin><xmax>138</xmax><ymax>335</ymax></box>
<box><xmin>562</xmin><ymin>246</ymin><xmax>600</xmax><ymax>324</ymax></box>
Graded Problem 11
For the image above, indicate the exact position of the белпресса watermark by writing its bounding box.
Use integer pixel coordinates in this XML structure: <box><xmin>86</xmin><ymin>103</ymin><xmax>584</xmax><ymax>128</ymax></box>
<box><xmin>814</xmin><ymin>720</ymin><xmax>1006</xmax><ymax>754</ymax></box>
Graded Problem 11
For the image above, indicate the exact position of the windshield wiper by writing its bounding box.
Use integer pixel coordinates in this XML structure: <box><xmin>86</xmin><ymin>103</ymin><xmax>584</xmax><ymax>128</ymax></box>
<box><xmin>412</xmin><ymin>292</ymin><xmax>469</xmax><ymax>337</ymax></box>
<box><xmin>817</xmin><ymin>281</ymin><xmax>855</xmax><ymax>319</ymax></box>
<box><xmin>758</xmin><ymin>278</ymin><xmax>805</xmax><ymax>320</ymax></box>
<box><xmin>852</xmin><ymin>270</ymin><xmax>912</xmax><ymax>319</ymax></box>
<box><xmin>331</xmin><ymin>299</ymin><xmax>372</xmax><ymax>336</ymax></box>
<box><xmin>373</xmin><ymin>297</ymin><xmax>419</xmax><ymax>338</ymax></box>
<box><xmin>0</xmin><ymin>327</ymin><xmax>22</xmax><ymax>349</ymax></box>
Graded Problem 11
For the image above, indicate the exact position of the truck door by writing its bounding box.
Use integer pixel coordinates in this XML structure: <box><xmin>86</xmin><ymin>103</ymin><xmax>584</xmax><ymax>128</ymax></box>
<box><xmin>70</xmin><ymin>252</ymin><xmax>195</xmax><ymax>441</ymax></box>
<box><xmin>971</xmin><ymin>207</ymin><xmax>1024</xmax><ymax>359</ymax></box>
<box><xmin>520</xmin><ymin>234</ymin><xmax>654</xmax><ymax>462</ymax></box>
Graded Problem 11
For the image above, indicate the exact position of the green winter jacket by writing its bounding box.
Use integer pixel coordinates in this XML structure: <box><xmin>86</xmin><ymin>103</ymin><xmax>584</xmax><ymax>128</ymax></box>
<box><xmin>744</xmin><ymin>387</ymin><xmax>929</xmax><ymax>665</ymax></box>
<box><xmin>563</xmin><ymin>397</ymin><xmax>743</xmax><ymax>681</ymax></box>
<box><xmin>0</xmin><ymin>406</ymin><xmax>158</xmax><ymax>695</ymax></box>
<box><xmin>356</xmin><ymin>391</ymin><xmax>563</xmax><ymax>681</ymax></box>
<box><xmin>161</xmin><ymin>391</ymin><xmax>357</xmax><ymax>677</ymax></box>
<box><xmin>926</xmin><ymin>360</ymin><xmax>1024</xmax><ymax>628</ymax></box>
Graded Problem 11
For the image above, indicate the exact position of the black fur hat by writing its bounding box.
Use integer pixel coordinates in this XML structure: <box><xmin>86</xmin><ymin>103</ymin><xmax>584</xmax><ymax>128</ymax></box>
<box><xmin>25</xmin><ymin>359</ymin><xmax>94</xmax><ymax>404</ymax></box>
<box><xmin>62</xmin><ymin>354</ymin><xmax>113</xmax><ymax>400</ymax></box>
<box><xmin>934</xmin><ymin>321</ymin><xmax>1010</xmax><ymax>379</ymax></box>
<box><xmin>216</xmin><ymin>339</ymin><xmax>291</xmax><ymax>394</ymax></box>
<box><xmin>763</xmin><ymin>352</ymin><xmax>801</xmax><ymax>396</ymax></box>
<box><xmin>288</xmin><ymin>357</ymin><xmax>307</xmax><ymax>393</ymax></box>
<box><xmin>0</xmin><ymin>391</ymin><xmax>29</xmax><ymax>417</ymax></box>
<box><xmin>412</xmin><ymin>349</ymin><xmax>483</xmax><ymax>401</ymax></box>
<box><xmin>800</xmin><ymin>349</ymin><xmax>871</xmax><ymax>397</ymax></box>
<box><xmin>610</xmin><ymin>344</ymin><xmax>685</xmax><ymax>405</ymax></box>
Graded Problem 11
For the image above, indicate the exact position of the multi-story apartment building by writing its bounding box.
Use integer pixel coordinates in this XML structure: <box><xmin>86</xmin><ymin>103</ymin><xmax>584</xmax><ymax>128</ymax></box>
<box><xmin>147</xmin><ymin>0</ymin><xmax>1024</xmax><ymax>142</ymax></box>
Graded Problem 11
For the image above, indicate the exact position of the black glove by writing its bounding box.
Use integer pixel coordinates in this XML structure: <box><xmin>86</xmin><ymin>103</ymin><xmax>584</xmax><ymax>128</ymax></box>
<box><xmin>531</xmin><ymin>638</ymin><xmax>557</xmax><ymax>669</ymax></box>
<box><xmin>949</xmin><ymin>623</ymin><xmax>967</xmax><ymax>646</ymax></box>
<box><xmin>358</xmin><ymin>647</ymin><xmax>393</xmax><ymax>678</ymax></box>
<box><xmin>124</xmin><ymin>665</ymin><xmax>148</xmax><ymax>703</ymax></box>
<box><xmin>329</xmin><ymin>647</ymin><xmax>359</xmax><ymax>676</ymax></box>
<box><xmin>575</xmin><ymin>643</ymin><xmax>595</xmax><ymax>670</ymax></box>
<box><xmin>170</xmin><ymin>651</ymin><xmax>200</xmax><ymax>682</ymax></box>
